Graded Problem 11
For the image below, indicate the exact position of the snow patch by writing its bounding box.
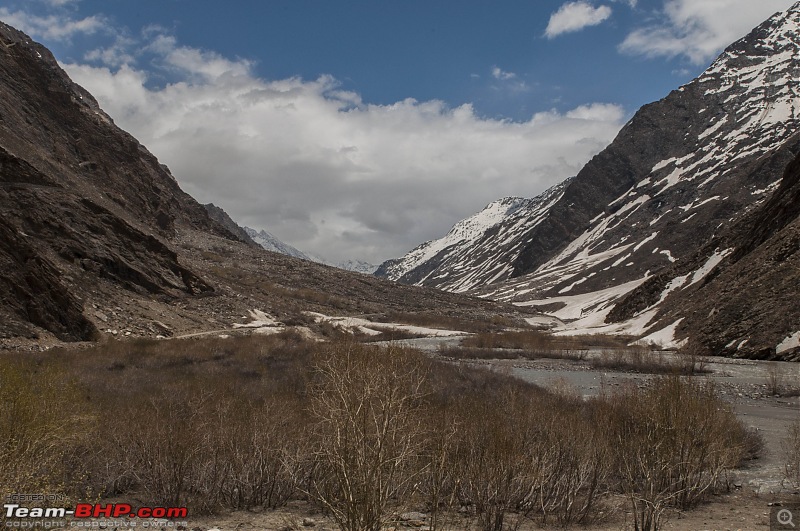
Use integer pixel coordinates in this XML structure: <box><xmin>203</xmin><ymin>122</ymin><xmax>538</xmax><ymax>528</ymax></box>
<box><xmin>659</xmin><ymin>249</ymin><xmax>677</xmax><ymax>263</ymax></box>
<box><xmin>633</xmin><ymin>232</ymin><xmax>658</xmax><ymax>252</ymax></box>
<box><xmin>233</xmin><ymin>309</ymin><xmax>281</xmax><ymax>329</ymax></box>
<box><xmin>687</xmin><ymin>248</ymin><xmax>732</xmax><ymax>287</ymax></box>
<box><xmin>305</xmin><ymin>312</ymin><xmax>468</xmax><ymax>337</ymax></box>
<box><xmin>777</xmin><ymin>331</ymin><xmax>800</xmax><ymax>354</ymax></box>
<box><xmin>639</xmin><ymin>319</ymin><xmax>686</xmax><ymax>349</ymax></box>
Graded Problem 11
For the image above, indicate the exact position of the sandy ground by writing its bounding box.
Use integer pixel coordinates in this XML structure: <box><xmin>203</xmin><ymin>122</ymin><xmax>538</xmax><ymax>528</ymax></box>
<box><xmin>172</xmin><ymin>491</ymin><xmax>800</xmax><ymax>530</ymax></box>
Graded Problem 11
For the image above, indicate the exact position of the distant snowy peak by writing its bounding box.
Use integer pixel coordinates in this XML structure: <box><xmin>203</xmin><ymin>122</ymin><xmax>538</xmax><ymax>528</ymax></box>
<box><xmin>335</xmin><ymin>260</ymin><xmax>379</xmax><ymax>275</ymax></box>
<box><xmin>376</xmin><ymin>180</ymin><xmax>570</xmax><ymax>290</ymax></box>
<box><xmin>244</xmin><ymin>227</ymin><xmax>312</xmax><ymax>261</ymax></box>
<box><xmin>244</xmin><ymin>227</ymin><xmax>378</xmax><ymax>273</ymax></box>
<box><xmin>381</xmin><ymin>196</ymin><xmax>528</xmax><ymax>278</ymax></box>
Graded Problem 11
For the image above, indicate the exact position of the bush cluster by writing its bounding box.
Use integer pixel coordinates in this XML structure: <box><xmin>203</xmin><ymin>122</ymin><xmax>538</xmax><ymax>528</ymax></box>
<box><xmin>0</xmin><ymin>334</ymin><xmax>760</xmax><ymax>530</ymax></box>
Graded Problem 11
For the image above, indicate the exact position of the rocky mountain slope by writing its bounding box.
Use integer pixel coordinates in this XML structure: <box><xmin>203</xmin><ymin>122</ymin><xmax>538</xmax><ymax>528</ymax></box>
<box><xmin>0</xmin><ymin>21</ymin><xmax>518</xmax><ymax>346</ymax></box>
<box><xmin>608</xmin><ymin>145</ymin><xmax>800</xmax><ymax>360</ymax></box>
<box><xmin>380</xmin><ymin>3</ymin><xmax>800</xmax><ymax>359</ymax></box>
<box><xmin>0</xmin><ymin>21</ymin><xmax>241</xmax><ymax>341</ymax></box>
<box><xmin>203</xmin><ymin>203</ymin><xmax>258</xmax><ymax>246</ymax></box>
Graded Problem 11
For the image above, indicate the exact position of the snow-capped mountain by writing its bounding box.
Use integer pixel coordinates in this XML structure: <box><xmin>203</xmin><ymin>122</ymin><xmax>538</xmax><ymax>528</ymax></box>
<box><xmin>244</xmin><ymin>227</ymin><xmax>313</xmax><ymax>261</ymax></box>
<box><xmin>244</xmin><ymin>227</ymin><xmax>379</xmax><ymax>273</ymax></box>
<box><xmin>376</xmin><ymin>181</ymin><xmax>569</xmax><ymax>292</ymax></box>
<box><xmin>379</xmin><ymin>3</ymin><xmax>800</xmax><ymax>359</ymax></box>
<box><xmin>335</xmin><ymin>260</ymin><xmax>380</xmax><ymax>275</ymax></box>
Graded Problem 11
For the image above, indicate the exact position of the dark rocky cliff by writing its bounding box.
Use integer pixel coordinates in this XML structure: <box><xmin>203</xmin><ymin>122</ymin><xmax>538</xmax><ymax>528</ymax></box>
<box><xmin>0</xmin><ymin>22</ymin><xmax>239</xmax><ymax>340</ymax></box>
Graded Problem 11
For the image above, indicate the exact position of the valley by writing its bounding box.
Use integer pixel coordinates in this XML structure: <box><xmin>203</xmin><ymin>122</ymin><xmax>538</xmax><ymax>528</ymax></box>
<box><xmin>0</xmin><ymin>2</ymin><xmax>799</xmax><ymax>530</ymax></box>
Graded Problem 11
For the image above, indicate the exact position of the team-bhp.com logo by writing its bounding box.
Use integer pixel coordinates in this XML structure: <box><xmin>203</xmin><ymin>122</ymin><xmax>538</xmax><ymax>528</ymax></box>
<box><xmin>4</xmin><ymin>502</ymin><xmax>188</xmax><ymax>528</ymax></box>
<box><xmin>5</xmin><ymin>505</ymin><xmax>187</xmax><ymax>520</ymax></box>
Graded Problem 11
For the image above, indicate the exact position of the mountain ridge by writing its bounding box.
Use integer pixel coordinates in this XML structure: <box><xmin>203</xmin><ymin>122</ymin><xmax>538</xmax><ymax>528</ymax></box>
<box><xmin>379</xmin><ymin>3</ymin><xmax>800</xmax><ymax>359</ymax></box>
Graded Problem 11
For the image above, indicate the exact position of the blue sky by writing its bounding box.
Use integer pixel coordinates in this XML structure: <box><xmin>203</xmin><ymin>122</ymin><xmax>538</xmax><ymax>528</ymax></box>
<box><xmin>1</xmin><ymin>0</ymin><xmax>795</xmax><ymax>263</ymax></box>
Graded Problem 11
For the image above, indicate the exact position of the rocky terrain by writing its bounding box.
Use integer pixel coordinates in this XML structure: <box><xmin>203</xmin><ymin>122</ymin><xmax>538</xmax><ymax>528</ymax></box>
<box><xmin>0</xmin><ymin>21</ymin><xmax>522</xmax><ymax>348</ymax></box>
<box><xmin>379</xmin><ymin>3</ymin><xmax>800</xmax><ymax>360</ymax></box>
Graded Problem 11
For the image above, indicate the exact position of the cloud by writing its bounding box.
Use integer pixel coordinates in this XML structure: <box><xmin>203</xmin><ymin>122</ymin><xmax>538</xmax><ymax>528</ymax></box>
<box><xmin>619</xmin><ymin>0</ymin><xmax>795</xmax><ymax>64</ymax></box>
<box><xmin>64</xmin><ymin>35</ymin><xmax>627</xmax><ymax>263</ymax></box>
<box><xmin>67</xmin><ymin>48</ymin><xmax>625</xmax><ymax>263</ymax></box>
<box><xmin>489</xmin><ymin>66</ymin><xmax>531</xmax><ymax>94</ymax></box>
<box><xmin>545</xmin><ymin>1</ymin><xmax>613</xmax><ymax>38</ymax></box>
<box><xmin>491</xmin><ymin>66</ymin><xmax>517</xmax><ymax>80</ymax></box>
<box><xmin>0</xmin><ymin>8</ymin><xmax>106</xmax><ymax>41</ymax></box>
<box><xmin>2</xmin><ymin>2</ymin><xmax>627</xmax><ymax>264</ymax></box>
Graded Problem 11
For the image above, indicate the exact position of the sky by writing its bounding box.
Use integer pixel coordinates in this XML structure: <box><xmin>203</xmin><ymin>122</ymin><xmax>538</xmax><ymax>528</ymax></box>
<box><xmin>0</xmin><ymin>0</ymin><xmax>796</xmax><ymax>264</ymax></box>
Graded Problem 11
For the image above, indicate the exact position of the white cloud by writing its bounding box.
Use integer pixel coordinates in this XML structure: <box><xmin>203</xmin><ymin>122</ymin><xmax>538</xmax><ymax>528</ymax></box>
<box><xmin>545</xmin><ymin>1</ymin><xmax>613</xmax><ymax>38</ymax></box>
<box><xmin>491</xmin><ymin>66</ymin><xmax>517</xmax><ymax>80</ymax></box>
<box><xmin>0</xmin><ymin>8</ymin><xmax>106</xmax><ymax>41</ymax></box>
<box><xmin>65</xmin><ymin>37</ymin><xmax>625</xmax><ymax>263</ymax></box>
<box><xmin>489</xmin><ymin>66</ymin><xmax>531</xmax><ymax>94</ymax></box>
<box><xmin>620</xmin><ymin>0</ymin><xmax>795</xmax><ymax>64</ymax></box>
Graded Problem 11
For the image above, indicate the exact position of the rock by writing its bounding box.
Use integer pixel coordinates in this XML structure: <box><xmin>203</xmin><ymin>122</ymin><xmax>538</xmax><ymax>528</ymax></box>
<box><xmin>302</xmin><ymin>518</ymin><xmax>316</xmax><ymax>527</ymax></box>
<box><xmin>399</xmin><ymin>512</ymin><xmax>427</xmax><ymax>521</ymax></box>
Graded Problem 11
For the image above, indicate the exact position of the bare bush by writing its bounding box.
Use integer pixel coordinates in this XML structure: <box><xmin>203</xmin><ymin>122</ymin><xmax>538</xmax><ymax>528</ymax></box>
<box><xmin>602</xmin><ymin>376</ymin><xmax>747</xmax><ymax>531</ymax></box>
<box><xmin>784</xmin><ymin>421</ymin><xmax>800</xmax><ymax>488</ymax></box>
<box><xmin>765</xmin><ymin>363</ymin><xmax>785</xmax><ymax>395</ymax></box>
<box><xmin>304</xmin><ymin>344</ymin><xmax>430</xmax><ymax>531</ymax></box>
<box><xmin>0</xmin><ymin>359</ymin><xmax>94</xmax><ymax>510</ymax></box>
<box><xmin>0</xmin><ymin>335</ymin><xmax>759</xmax><ymax>529</ymax></box>
<box><xmin>440</xmin><ymin>386</ymin><xmax>609</xmax><ymax>531</ymax></box>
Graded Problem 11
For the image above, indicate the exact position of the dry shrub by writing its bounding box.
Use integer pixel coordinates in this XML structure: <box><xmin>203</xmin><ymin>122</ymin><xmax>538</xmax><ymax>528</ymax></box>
<box><xmin>450</xmin><ymin>389</ymin><xmax>537</xmax><ymax>531</ymax></box>
<box><xmin>0</xmin><ymin>358</ymin><xmax>94</xmax><ymax>509</ymax></box>
<box><xmin>0</xmin><ymin>334</ymin><xmax>758</xmax><ymax>530</ymax></box>
<box><xmin>413</xmin><ymin>371</ymin><xmax>608</xmax><ymax>530</ymax></box>
<box><xmin>593</xmin><ymin>347</ymin><xmax>710</xmax><ymax>375</ymax></box>
<box><xmin>463</xmin><ymin>330</ymin><xmax>628</xmax><ymax>355</ymax></box>
<box><xmin>303</xmin><ymin>344</ymin><xmax>430</xmax><ymax>531</ymax></box>
<box><xmin>90</xmin><ymin>375</ymin><xmax>309</xmax><ymax>513</ymax></box>
<box><xmin>784</xmin><ymin>421</ymin><xmax>800</xmax><ymax>488</ymax></box>
<box><xmin>600</xmin><ymin>376</ymin><xmax>750</xmax><ymax>531</ymax></box>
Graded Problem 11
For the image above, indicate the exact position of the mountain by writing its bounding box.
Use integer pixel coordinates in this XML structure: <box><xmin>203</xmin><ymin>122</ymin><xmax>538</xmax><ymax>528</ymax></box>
<box><xmin>0</xmin><ymin>21</ymin><xmax>520</xmax><ymax>347</ymax></box>
<box><xmin>0</xmin><ymin>21</ymin><xmax>240</xmax><ymax>342</ymax></box>
<box><xmin>335</xmin><ymin>260</ymin><xmax>379</xmax><ymax>275</ymax></box>
<box><xmin>609</xmin><ymin>148</ymin><xmax>800</xmax><ymax>361</ymax></box>
<box><xmin>203</xmin><ymin>203</ymin><xmax>257</xmax><ymax>246</ymax></box>
<box><xmin>379</xmin><ymin>3</ymin><xmax>800</xmax><ymax>360</ymax></box>
<box><xmin>376</xmin><ymin>181</ymin><xmax>570</xmax><ymax>291</ymax></box>
<box><xmin>244</xmin><ymin>227</ymin><xmax>312</xmax><ymax>260</ymax></box>
<box><xmin>244</xmin><ymin>226</ymin><xmax>379</xmax><ymax>274</ymax></box>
